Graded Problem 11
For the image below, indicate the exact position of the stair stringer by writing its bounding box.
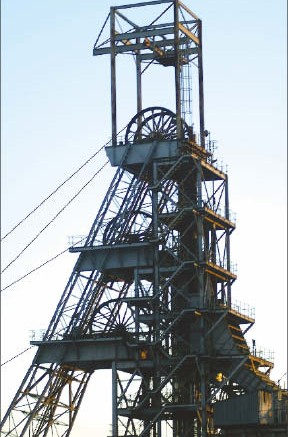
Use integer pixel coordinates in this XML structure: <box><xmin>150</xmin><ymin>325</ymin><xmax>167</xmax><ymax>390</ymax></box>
<box><xmin>210</xmin><ymin>314</ymin><xmax>277</xmax><ymax>393</ymax></box>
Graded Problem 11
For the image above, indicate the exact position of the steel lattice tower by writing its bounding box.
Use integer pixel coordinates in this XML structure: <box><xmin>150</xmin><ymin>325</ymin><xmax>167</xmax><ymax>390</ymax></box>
<box><xmin>1</xmin><ymin>1</ymin><xmax>287</xmax><ymax>436</ymax></box>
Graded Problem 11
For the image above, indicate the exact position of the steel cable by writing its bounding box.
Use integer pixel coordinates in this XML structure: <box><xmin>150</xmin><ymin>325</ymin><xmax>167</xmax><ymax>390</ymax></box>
<box><xmin>1</xmin><ymin>161</ymin><xmax>108</xmax><ymax>274</ymax></box>
<box><xmin>1</xmin><ymin>246</ymin><xmax>72</xmax><ymax>292</ymax></box>
<box><xmin>2</xmin><ymin>123</ymin><xmax>128</xmax><ymax>242</ymax></box>
<box><xmin>1</xmin><ymin>124</ymin><xmax>128</xmax><ymax>287</ymax></box>
<box><xmin>1</xmin><ymin>346</ymin><xmax>35</xmax><ymax>367</ymax></box>
<box><xmin>1</xmin><ymin>144</ymin><xmax>107</xmax><ymax>241</ymax></box>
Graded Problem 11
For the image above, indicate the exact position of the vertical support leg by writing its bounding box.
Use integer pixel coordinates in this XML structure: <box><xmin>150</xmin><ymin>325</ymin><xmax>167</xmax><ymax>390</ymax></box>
<box><xmin>225</xmin><ymin>175</ymin><xmax>232</xmax><ymax>307</ymax></box>
<box><xmin>174</xmin><ymin>0</ymin><xmax>182</xmax><ymax>139</ymax></box>
<box><xmin>112</xmin><ymin>362</ymin><xmax>118</xmax><ymax>437</ymax></box>
<box><xmin>198</xmin><ymin>20</ymin><xmax>205</xmax><ymax>148</ymax></box>
<box><xmin>200</xmin><ymin>361</ymin><xmax>207</xmax><ymax>437</ymax></box>
<box><xmin>110</xmin><ymin>7</ymin><xmax>117</xmax><ymax>146</ymax></box>
<box><xmin>136</xmin><ymin>43</ymin><xmax>142</xmax><ymax>116</ymax></box>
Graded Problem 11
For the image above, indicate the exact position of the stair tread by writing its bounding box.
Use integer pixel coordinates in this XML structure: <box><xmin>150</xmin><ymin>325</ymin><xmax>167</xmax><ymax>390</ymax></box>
<box><xmin>231</xmin><ymin>333</ymin><xmax>247</xmax><ymax>342</ymax></box>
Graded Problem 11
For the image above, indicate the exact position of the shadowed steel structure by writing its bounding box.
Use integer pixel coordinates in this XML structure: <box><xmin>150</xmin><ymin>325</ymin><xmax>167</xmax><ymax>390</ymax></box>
<box><xmin>1</xmin><ymin>1</ymin><xmax>287</xmax><ymax>436</ymax></box>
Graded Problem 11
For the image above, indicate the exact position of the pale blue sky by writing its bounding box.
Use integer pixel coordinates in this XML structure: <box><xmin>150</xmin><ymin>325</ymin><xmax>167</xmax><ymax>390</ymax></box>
<box><xmin>1</xmin><ymin>1</ymin><xmax>287</xmax><ymax>435</ymax></box>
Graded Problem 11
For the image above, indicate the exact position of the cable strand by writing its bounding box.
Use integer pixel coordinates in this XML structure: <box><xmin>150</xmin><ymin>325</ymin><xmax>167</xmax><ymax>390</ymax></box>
<box><xmin>2</xmin><ymin>124</ymin><xmax>128</xmax><ymax>241</ymax></box>
<box><xmin>1</xmin><ymin>346</ymin><xmax>35</xmax><ymax>367</ymax></box>
<box><xmin>1</xmin><ymin>248</ymin><xmax>69</xmax><ymax>292</ymax></box>
<box><xmin>1</xmin><ymin>161</ymin><xmax>108</xmax><ymax>274</ymax></box>
<box><xmin>1</xmin><ymin>143</ymin><xmax>107</xmax><ymax>241</ymax></box>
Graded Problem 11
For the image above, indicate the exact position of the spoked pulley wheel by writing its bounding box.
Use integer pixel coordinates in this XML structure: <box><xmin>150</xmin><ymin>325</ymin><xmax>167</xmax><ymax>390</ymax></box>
<box><xmin>103</xmin><ymin>210</ymin><xmax>152</xmax><ymax>245</ymax></box>
<box><xmin>124</xmin><ymin>106</ymin><xmax>191</xmax><ymax>144</ymax></box>
<box><xmin>90</xmin><ymin>298</ymin><xmax>135</xmax><ymax>336</ymax></box>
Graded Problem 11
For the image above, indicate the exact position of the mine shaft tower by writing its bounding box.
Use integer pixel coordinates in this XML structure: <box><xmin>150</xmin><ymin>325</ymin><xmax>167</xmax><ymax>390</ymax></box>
<box><xmin>1</xmin><ymin>1</ymin><xmax>287</xmax><ymax>436</ymax></box>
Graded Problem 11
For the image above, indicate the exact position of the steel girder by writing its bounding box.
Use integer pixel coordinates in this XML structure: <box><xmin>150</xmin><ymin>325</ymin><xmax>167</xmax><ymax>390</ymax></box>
<box><xmin>2</xmin><ymin>0</ymin><xmax>286</xmax><ymax>435</ymax></box>
<box><xmin>0</xmin><ymin>130</ymin><xmax>236</xmax><ymax>436</ymax></box>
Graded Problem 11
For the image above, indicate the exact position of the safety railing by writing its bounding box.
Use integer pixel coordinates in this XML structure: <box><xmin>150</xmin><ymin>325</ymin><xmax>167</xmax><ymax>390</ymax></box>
<box><xmin>231</xmin><ymin>300</ymin><xmax>255</xmax><ymax>319</ymax></box>
<box><xmin>200</xmin><ymin>199</ymin><xmax>236</xmax><ymax>225</ymax></box>
<box><xmin>67</xmin><ymin>235</ymin><xmax>87</xmax><ymax>247</ymax></box>
<box><xmin>29</xmin><ymin>329</ymin><xmax>46</xmax><ymax>341</ymax></box>
<box><xmin>250</xmin><ymin>343</ymin><xmax>275</xmax><ymax>363</ymax></box>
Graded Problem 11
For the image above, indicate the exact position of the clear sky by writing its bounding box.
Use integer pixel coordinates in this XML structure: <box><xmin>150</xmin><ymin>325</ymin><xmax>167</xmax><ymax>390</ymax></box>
<box><xmin>1</xmin><ymin>0</ymin><xmax>287</xmax><ymax>436</ymax></box>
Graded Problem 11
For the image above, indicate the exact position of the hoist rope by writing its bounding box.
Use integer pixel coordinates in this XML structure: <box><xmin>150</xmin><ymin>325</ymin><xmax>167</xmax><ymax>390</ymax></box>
<box><xmin>2</xmin><ymin>122</ymin><xmax>128</xmax><ymax>242</ymax></box>
<box><xmin>1</xmin><ymin>143</ymin><xmax>107</xmax><ymax>242</ymax></box>
<box><xmin>1</xmin><ymin>346</ymin><xmax>35</xmax><ymax>367</ymax></box>
<box><xmin>1</xmin><ymin>246</ymin><xmax>71</xmax><ymax>292</ymax></box>
<box><xmin>1</xmin><ymin>123</ymin><xmax>128</xmax><ymax>287</ymax></box>
<box><xmin>1</xmin><ymin>161</ymin><xmax>109</xmax><ymax>274</ymax></box>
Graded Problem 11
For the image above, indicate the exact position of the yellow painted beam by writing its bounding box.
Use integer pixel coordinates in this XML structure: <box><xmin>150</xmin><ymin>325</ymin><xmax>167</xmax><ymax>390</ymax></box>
<box><xmin>178</xmin><ymin>23</ymin><xmax>199</xmax><ymax>45</ymax></box>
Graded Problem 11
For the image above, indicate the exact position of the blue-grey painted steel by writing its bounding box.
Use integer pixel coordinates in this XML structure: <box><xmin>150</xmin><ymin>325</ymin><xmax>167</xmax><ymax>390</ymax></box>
<box><xmin>72</xmin><ymin>242</ymin><xmax>154</xmax><ymax>272</ymax></box>
<box><xmin>32</xmin><ymin>338</ymin><xmax>136</xmax><ymax>367</ymax></box>
<box><xmin>105</xmin><ymin>140</ymin><xmax>179</xmax><ymax>167</ymax></box>
<box><xmin>214</xmin><ymin>391</ymin><xmax>273</xmax><ymax>426</ymax></box>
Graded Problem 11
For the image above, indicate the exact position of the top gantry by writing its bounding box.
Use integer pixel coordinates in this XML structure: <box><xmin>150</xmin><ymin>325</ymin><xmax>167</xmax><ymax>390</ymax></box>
<box><xmin>93</xmin><ymin>0</ymin><xmax>201</xmax><ymax>66</ymax></box>
<box><xmin>93</xmin><ymin>0</ymin><xmax>205</xmax><ymax>147</ymax></box>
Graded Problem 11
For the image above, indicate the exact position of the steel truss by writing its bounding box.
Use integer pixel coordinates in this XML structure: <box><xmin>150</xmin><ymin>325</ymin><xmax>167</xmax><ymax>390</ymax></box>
<box><xmin>1</xmin><ymin>1</ymin><xmax>287</xmax><ymax>436</ymax></box>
